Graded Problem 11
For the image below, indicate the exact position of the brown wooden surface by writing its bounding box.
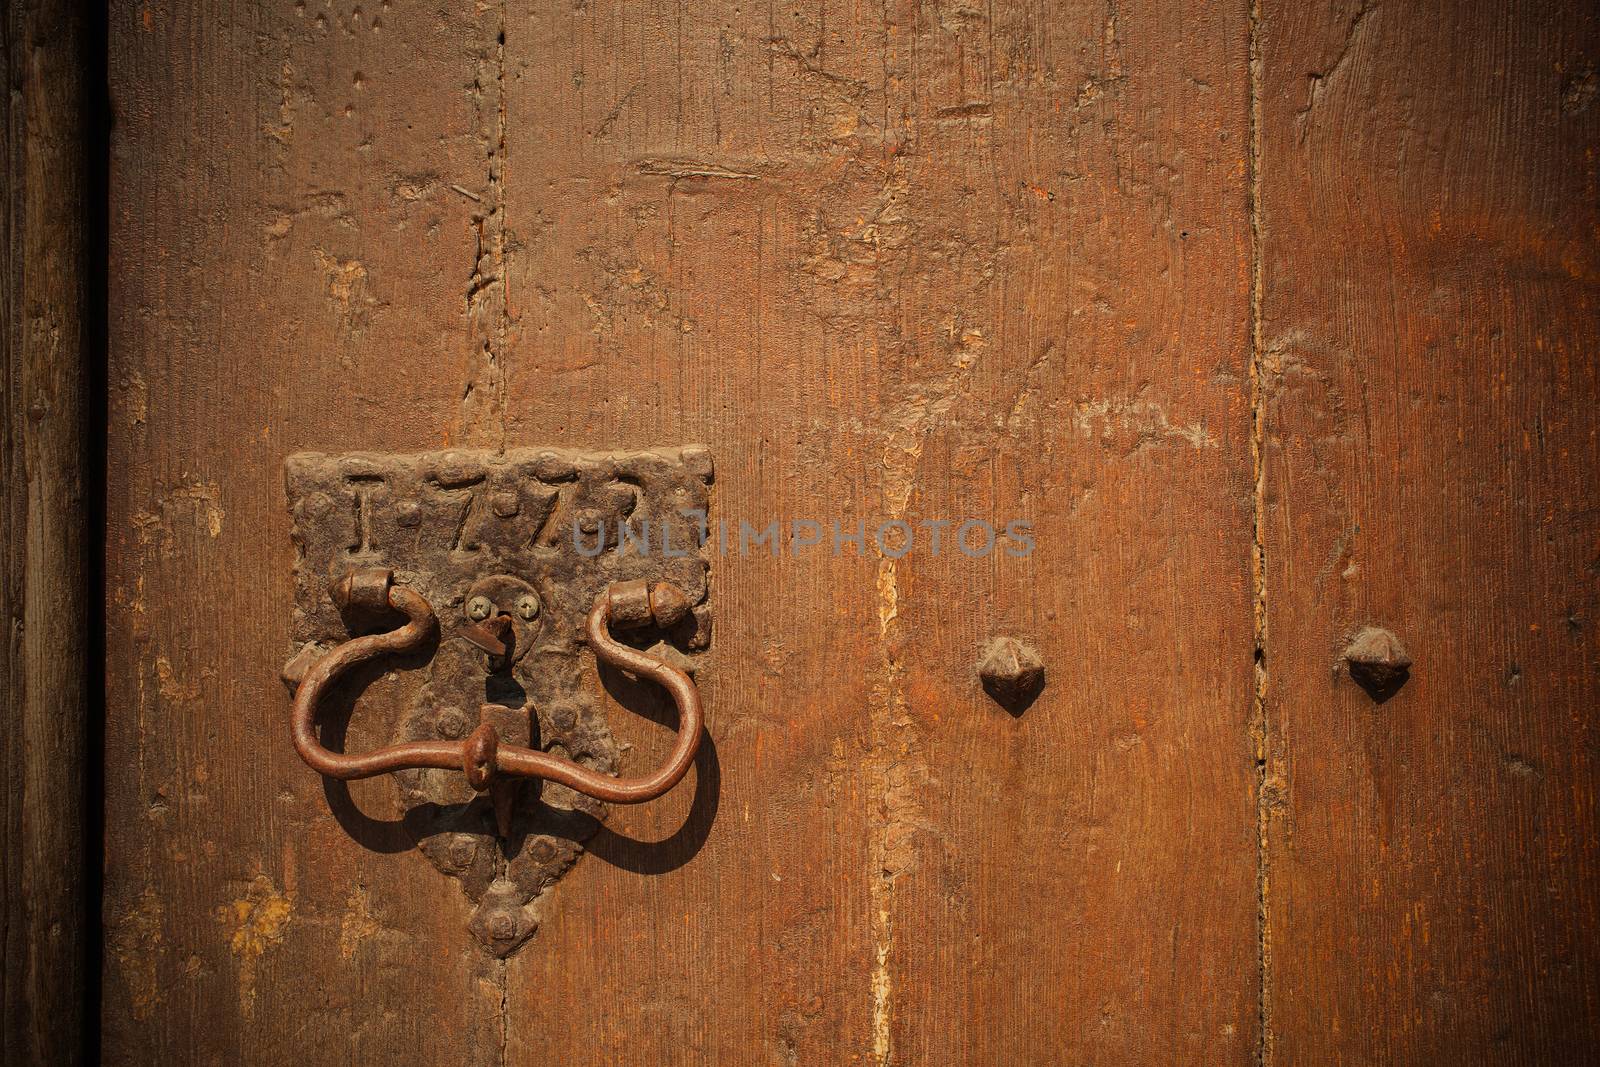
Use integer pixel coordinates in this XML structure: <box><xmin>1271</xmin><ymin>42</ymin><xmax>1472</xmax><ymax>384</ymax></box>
<box><xmin>496</xmin><ymin>2</ymin><xmax>1260</xmax><ymax>1062</ymax></box>
<box><xmin>106</xmin><ymin>0</ymin><xmax>1260</xmax><ymax>1061</ymax></box>
<box><xmin>104</xmin><ymin>3</ymin><xmax>505</xmax><ymax>1062</ymax></box>
<box><xmin>3</xmin><ymin>1</ymin><xmax>92</xmax><ymax>1063</ymax></box>
<box><xmin>494</xmin><ymin>2</ymin><xmax>1258</xmax><ymax>1062</ymax></box>
<box><xmin>1257</xmin><ymin>0</ymin><xmax>1600</xmax><ymax>1060</ymax></box>
<box><xmin>102</xmin><ymin>0</ymin><xmax>1600</xmax><ymax>1063</ymax></box>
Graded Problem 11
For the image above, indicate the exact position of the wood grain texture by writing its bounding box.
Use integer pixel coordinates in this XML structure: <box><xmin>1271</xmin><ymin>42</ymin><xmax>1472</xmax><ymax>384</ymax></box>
<box><xmin>496</xmin><ymin>1</ymin><xmax>1257</xmax><ymax>1063</ymax></box>
<box><xmin>2</xmin><ymin>1</ymin><xmax>92</xmax><ymax>1062</ymax></box>
<box><xmin>105</xmin><ymin>2</ymin><xmax>510</xmax><ymax>1062</ymax></box>
<box><xmin>109</xmin><ymin>0</ymin><xmax>1261</xmax><ymax>1060</ymax></box>
<box><xmin>105</xmin><ymin>0</ymin><xmax>1600</xmax><ymax>1062</ymax></box>
<box><xmin>1258</xmin><ymin>0</ymin><xmax>1600</xmax><ymax>1060</ymax></box>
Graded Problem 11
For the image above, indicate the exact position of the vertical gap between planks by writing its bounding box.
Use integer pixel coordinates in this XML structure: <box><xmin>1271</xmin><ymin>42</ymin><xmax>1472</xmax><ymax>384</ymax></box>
<box><xmin>85</xmin><ymin>0</ymin><xmax>111</xmax><ymax>1055</ymax></box>
<box><xmin>4</xmin><ymin>0</ymin><xmax>101</xmax><ymax>1060</ymax></box>
<box><xmin>494</xmin><ymin>0</ymin><xmax>510</xmax><ymax>458</ymax></box>
<box><xmin>1246</xmin><ymin>0</ymin><xmax>1273</xmax><ymax>1063</ymax></box>
<box><xmin>495</xmin><ymin>2</ymin><xmax>512</xmax><ymax>1062</ymax></box>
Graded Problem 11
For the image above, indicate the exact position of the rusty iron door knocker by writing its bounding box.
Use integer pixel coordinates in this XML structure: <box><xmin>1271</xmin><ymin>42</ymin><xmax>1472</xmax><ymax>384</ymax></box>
<box><xmin>282</xmin><ymin>445</ymin><xmax>713</xmax><ymax>954</ymax></box>
<box><xmin>290</xmin><ymin>567</ymin><xmax>702</xmax><ymax>830</ymax></box>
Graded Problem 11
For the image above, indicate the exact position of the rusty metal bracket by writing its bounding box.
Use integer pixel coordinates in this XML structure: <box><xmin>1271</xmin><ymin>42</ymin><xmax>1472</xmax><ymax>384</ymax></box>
<box><xmin>282</xmin><ymin>447</ymin><xmax>713</xmax><ymax>955</ymax></box>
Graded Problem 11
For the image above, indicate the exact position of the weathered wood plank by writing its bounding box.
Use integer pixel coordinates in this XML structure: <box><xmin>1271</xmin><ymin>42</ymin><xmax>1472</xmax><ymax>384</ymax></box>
<box><xmin>105</xmin><ymin>2</ymin><xmax>511</xmax><ymax>1061</ymax></box>
<box><xmin>879</xmin><ymin>2</ymin><xmax>1259</xmax><ymax>1061</ymax></box>
<box><xmin>3</xmin><ymin>1</ymin><xmax>93</xmax><ymax>1063</ymax></box>
<box><xmin>497</xmin><ymin>1</ymin><xmax>1258</xmax><ymax>1063</ymax></box>
<box><xmin>498</xmin><ymin>2</ymin><xmax>882</xmax><ymax>1060</ymax></box>
<box><xmin>1258</xmin><ymin>0</ymin><xmax>1600</xmax><ymax>1059</ymax></box>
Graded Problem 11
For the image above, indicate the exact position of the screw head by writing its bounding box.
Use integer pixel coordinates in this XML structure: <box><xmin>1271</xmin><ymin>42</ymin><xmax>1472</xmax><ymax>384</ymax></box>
<box><xmin>515</xmin><ymin>592</ymin><xmax>540</xmax><ymax>621</ymax></box>
<box><xmin>978</xmin><ymin>636</ymin><xmax>1045</xmax><ymax>712</ymax></box>
<box><xmin>466</xmin><ymin>595</ymin><xmax>493</xmax><ymax>621</ymax></box>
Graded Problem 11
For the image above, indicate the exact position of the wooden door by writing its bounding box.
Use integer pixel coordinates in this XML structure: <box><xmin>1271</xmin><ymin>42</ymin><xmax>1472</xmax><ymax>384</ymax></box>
<box><xmin>76</xmin><ymin>0</ymin><xmax>1599</xmax><ymax>1063</ymax></box>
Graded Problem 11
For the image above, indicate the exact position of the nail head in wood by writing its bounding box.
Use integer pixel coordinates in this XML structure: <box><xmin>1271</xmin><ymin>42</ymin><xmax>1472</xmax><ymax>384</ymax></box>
<box><xmin>979</xmin><ymin>636</ymin><xmax>1045</xmax><ymax>713</ymax></box>
<box><xmin>1343</xmin><ymin>626</ymin><xmax>1412</xmax><ymax>702</ymax></box>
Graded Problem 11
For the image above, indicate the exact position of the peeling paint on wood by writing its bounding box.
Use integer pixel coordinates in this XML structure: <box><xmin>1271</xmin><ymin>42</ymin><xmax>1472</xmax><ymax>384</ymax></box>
<box><xmin>338</xmin><ymin>886</ymin><xmax>381</xmax><ymax>961</ymax></box>
<box><xmin>108</xmin><ymin>888</ymin><xmax>164</xmax><ymax>1023</ymax></box>
<box><xmin>218</xmin><ymin>875</ymin><xmax>294</xmax><ymax>1020</ymax></box>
